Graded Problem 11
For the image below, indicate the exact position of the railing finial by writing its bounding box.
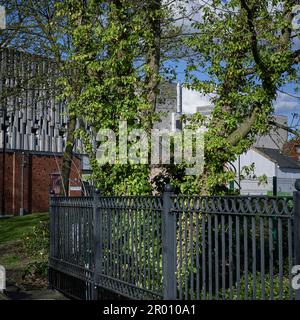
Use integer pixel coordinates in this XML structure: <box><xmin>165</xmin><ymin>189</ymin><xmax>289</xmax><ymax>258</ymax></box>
<box><xmin>164</xmin><ymin>184</ymin><xmax>173</xmax><ymax>193</ymax></box>
<box><xmin>94</xmin><ymin>188</ymin><xmax>100</xmax><ymax>194</ymax></box>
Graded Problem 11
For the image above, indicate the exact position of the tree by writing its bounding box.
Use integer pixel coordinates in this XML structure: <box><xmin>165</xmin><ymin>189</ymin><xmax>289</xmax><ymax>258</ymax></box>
<box><xmin>179</xmin><ymin>0</ymin><xmax>300</xmax><ymax>194</ymax></box>
<box><xmin>0</xmin><ymin>0</ymin><xmax>31</xmax><ymax>50</ymax></box>
<box><xmin>4</xmin><ymin>0</ymin><xmax>298</xmax><ymax>197</ymax></box>
<box><xmin>0</xmin><ymin>0</ymin><xmax>87</xmax><ymax>195</ymax></box>
<box><xmin>53</xmin><ymin>1</ymin><xmax>150</xmax><ymax>195</ymax></box>
<box><xmin>0</xmin><ymin>0</ymin><xmax>209</xmax><ymax>195</ymax></box>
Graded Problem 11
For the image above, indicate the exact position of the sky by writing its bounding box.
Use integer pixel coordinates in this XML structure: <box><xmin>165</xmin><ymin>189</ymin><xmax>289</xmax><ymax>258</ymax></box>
<box><xmin>173</xmin><ymin>60</ymin><xmax>300</xmax><ymax>117</ymax></box>
<box><xmin>180</xmin><ymin>84</ymin><xmax>300</xmax><ymax>116</ymax></box>
<box><xmin>168</xmin><ymin>0</ymin><xmax>300</xmax><ymax>127</ymax></box>
<box><xmin>180</xmin><ymin>77</ymin><xmax>300</xmax><ymax>125</ymax></box>
<box><xmin>182</xmin><ymin>88</ymin><xmax>211</xmax><ymax>114</ymax></box>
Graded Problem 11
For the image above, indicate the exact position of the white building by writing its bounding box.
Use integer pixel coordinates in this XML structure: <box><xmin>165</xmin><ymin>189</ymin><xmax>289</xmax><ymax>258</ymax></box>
<box><xmin>154</xmin><ymin>82</ymin><xmax>182</xmax><ymax>132</ymax></box>
<box><xmin>195</xmin><ymin>102</ymin><xmax>299</xmax><ymax>195</ymax></box>
<box><xmin>233</xmin><ymin>147</ymin><xmax>300</xmax><ymax>195</ymax></box>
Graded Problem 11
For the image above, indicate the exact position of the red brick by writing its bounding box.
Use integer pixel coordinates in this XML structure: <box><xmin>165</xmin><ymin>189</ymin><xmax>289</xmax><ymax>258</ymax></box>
<box><xmin>0</xmin><ymin>151</ymin><xmax>82</xmax><ymax>215</ymax></box>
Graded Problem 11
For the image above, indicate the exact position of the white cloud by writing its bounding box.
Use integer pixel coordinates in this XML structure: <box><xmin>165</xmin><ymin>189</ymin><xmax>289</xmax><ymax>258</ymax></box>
<box><xmin>166</xmin><ymin>0</ymin><xmax>204</xmax><ymax>31</ymax></box>
<box><xmin>170</xmin><ymin>1</ymin><xmax>300</xmax><ymax>116</ymax></box>
<box><xmin>182</xmin><ymin>87</ymin><xmax>213</xmax><ymax>114</ymax></box>
<box><xmin>273</xmin><ymin>91</ymin><xmax>300</xmax><ymax>113</ymax></box>
<box><xmin>182</xmin><ymin>88</ymin><xmax>300</xmax><ymax>115</ymax></box>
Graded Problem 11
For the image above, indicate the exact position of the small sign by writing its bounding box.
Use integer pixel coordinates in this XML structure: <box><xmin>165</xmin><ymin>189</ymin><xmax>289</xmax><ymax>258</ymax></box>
<box><xmin>0</xmin><ymin>6</ymin><xmax>6</xmax><ymax>30</ymax></box>
<box><xmin>0</xmin><ymin>265</ymin><xmax>5</xmax><ymax>292</ymax></box>
<box><xmin>51</xmin><ymin>172</ymin><xmax>61</xmax><ymax>195</ymax></box>
<box><xmin>70</xmin><ymin>186</ymin><xmax>82</xmax><ymax>192</ymax></box>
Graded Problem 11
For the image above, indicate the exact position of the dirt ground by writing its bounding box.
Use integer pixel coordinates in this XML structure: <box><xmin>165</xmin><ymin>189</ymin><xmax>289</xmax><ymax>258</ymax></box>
<box><xmin>0</xmin><ymin>240</ymin><xmax>67</xmax><ymax>300</ymax></box>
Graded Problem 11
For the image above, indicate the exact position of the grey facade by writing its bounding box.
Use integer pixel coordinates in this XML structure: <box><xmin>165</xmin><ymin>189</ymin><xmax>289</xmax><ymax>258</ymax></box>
<box><xmin>253</xmin><ymin>115</ymin><xmax>288</xmax><ymax>149</ymax></box>
<box><xmin>154</xmin><ymin>82</ymin><xmax>182</xmax><ymax>132</ymax></box>
<box><xmin>0</xmin><ymin>49</ymin><xmax>183</xmax><ymax>155</ymax></box>
<box><xmin>0</xmin><ymin>48</ymin><xmax>84</xmax><ymax>153</ymax></box>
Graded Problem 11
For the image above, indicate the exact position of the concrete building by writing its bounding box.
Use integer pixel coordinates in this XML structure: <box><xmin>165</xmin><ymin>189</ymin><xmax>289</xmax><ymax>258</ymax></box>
<box><xmin>196</xmin><ymin>105</ymin><xmax>213</xmax><ymax>116</ymax></box>
<box><xmin>0</xmin><ymin>49</ymin><xmax>185</xmax><ymax>214</ymax></box>
<box><xmin>195</xmin><ymin>101</ymin><xmax>299</xmax><ymax>195</ymax></box>
<box><xmin>230</xmin><ymin>115</ymin><xmax>299</xmax><ymax>195</ymax></box>
<box><xmin>233</xmin><ymin>147</ymin><xmax>300</xmax><ymax>195</ymax></box>
<box><xmin>253</xmin><ymin>115</ymin><xmax>288</xmax><ymax>149</ymax></box>
<box><xmin>0</xmin><ymin>48</ymin><xmax>83</xmax><ymax>216</ymax></box>
<box><xmin>154</xmin><ymin>82</ymin><xmax>183</xmax><ymax>132</ymax></box>
<box><xmin>196</xmin><ymin>105</ymin><xmax>289</xmax><ymax>149</ymax></box>
<box><xmin>0</xmin><ymin>49</ymin><xmax>85</xmax><ymax>154</ymax></box>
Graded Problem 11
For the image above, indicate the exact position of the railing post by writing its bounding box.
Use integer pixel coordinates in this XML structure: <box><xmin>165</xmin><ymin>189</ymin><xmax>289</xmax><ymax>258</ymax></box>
<box><xmin>273</xmin><ymin>176</ymin><xmax>277</xmax><ymax>196</ymax></box>
<box><xmin>162</xmin><ymin>184</ymin><xmax>177</xmax><ymax>300</ymax></box>
<box><xmin>92</xmin><ymin>188</ymin><xmax>101</xmax><ymax>300</ymax></box>
<box><xmin>294</xmin><ymin>180</ymin><xmax>300</xmax><ymax>300</ymax></box>
<box><xmin>48</xmin><ymin>189</ymin><xmax>55</xmax><ymax>290</ymax></box>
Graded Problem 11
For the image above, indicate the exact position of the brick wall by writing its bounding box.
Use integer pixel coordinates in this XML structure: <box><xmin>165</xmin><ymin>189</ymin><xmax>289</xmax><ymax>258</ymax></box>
<box><xmin>283</xmin><ymin>137</ymin><xmax>300</xmax><ymax>162</ymax></box>
<box><xmin>0</xmin><ymin>151</ymin><xmax>82</xmax><ymax>215</ymax></box>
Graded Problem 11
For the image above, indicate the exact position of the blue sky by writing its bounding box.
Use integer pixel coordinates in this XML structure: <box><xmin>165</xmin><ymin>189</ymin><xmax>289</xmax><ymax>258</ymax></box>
<box><xmin>169</xmin><ymin>52</ymin><xmax>299</xmax><ymax>128</ymax></box>
<box><xmin>166</xmin><ymin>0</ymin><xmax>300</xmax><ymax>128</ymax></box>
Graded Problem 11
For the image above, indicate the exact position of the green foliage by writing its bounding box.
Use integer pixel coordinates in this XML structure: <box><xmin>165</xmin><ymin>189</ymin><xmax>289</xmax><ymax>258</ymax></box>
<box><xmin>56</xmin><ymin>1</ymin><xmax>167</xmax><ymax>195</ymax></box>
<box><xmin>215</xmin><ymin>273</ymin><xmax>291</xmax><ymax>300</ymax></box>
<box><xmin>23</xmin><ymin>220</ymin><xmax>49</xmax><ymax>278</ymax></box>
<box><xmin>94</xmin><ymin>164</ymin><xmax>152</xmax><ymax>196</ymax></box>
<box><xmin>23</xmin><ymin>261</ymin><xmax>48</xmax><ymax>279</ymax></box>
<box><xmin>181</xmin><ymin>0</ymin><xmax>299</xmax><ymax>194</ymax></box>
<box><xmin>10</xmin><ymin>1</ymin><xmax>296</xmax><ymax>196</ymax></box>
<box><xmin>23</xmin><ymin>220</ymin><xmax>49</xmax><ymax>258</ymax></box>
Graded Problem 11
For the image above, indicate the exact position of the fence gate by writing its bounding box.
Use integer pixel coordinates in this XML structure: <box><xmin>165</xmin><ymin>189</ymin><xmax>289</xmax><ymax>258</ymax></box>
<box><xmin>49</xmin><ymin>182</ymin><xmax>300</xmax><ymax>300</ymax></box>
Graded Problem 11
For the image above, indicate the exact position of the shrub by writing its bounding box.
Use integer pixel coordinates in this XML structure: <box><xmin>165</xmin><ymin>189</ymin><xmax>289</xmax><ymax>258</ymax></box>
<box><xmin>22</xmin><ymin>220</ymin><xmax>49</xmax><ymax>279</ymax></box>
<box><xmin>207</xmin><ymin>272</ymin><xmax>291</xmax><ymax>300</ymax></box>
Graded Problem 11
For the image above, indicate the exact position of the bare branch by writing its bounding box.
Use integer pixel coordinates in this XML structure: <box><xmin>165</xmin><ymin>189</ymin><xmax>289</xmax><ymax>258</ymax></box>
<box><xmin>269</xmin><ymin>120</ymin><xmax>300</xmax><ymax>137</ymax></box>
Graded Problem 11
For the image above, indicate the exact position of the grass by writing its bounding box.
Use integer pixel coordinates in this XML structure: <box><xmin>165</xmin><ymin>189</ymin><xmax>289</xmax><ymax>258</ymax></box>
<box><xmin>0</xmin><ymin>241</ymin><xmax>25</xmax><ymax>270</ymax></box>
<box><xmin>0</xmin><ymin>213</ymin><xmax>48</xmax><ymax>244</ymax></box>
<box><xmin>0</xmin><ymin>213</ymin><xmax>49</xmax><ymax>289</ymax></box>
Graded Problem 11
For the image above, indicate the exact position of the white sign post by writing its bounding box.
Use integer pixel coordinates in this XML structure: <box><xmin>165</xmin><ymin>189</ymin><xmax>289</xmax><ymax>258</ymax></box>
<box><xmin>0</xmin><ymin>265</ymin><xmax>6</xmax><ymax>292</ymax></box>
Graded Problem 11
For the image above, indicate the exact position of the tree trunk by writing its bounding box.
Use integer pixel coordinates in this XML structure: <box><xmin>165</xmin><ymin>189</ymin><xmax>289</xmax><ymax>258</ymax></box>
<box><xmin>60</xmin><ymin>115</ymin><xmax>76</xmax><ymax>195</ymax></box>
<box><xmin>144</xmin><ymin>1</ymin><xmax>162</xmax><ymax>191</ymax></box>
<box><xmin>144</xmin><ymin>0</ymin><xmax>161</xmax><ymax>129</ymax></box>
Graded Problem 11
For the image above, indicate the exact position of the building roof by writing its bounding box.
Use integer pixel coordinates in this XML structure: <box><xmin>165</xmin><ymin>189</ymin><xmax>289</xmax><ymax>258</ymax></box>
<box><xmin>254</xmin><ymin>147</ymin><xmax>300</xmax><ymax>170</ymax></box>
<box><xmin>283</xmin><ymin>136</ymin><xmax>300</xmax><ymax>162</ymax></box>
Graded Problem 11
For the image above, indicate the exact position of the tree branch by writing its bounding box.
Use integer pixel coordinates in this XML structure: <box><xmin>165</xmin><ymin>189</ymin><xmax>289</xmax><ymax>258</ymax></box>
<box><xmin>293</xmin><ymin>49</ymin><xmax>300</xmax><ymax>64</ymax></box>
<box><xmin>240</xmin><ymin>0</ymin><xmax>269</xmax><ymax>86</ymax></box>
<box><xmin>227</xmin><ymin>108</ymin><xmax>258</xmax><ymax>146</ymax></box>
<box><xmin>269</xmin><ymin>120</ymin><xmax>300</xmax><ymax>137</ymax></box>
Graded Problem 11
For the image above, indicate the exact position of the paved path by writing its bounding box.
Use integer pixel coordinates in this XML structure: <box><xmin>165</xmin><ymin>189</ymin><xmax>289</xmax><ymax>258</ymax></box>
<box><xmin>0</xmin><ymin>281</ymin><xmax>69</xmax><ymax>300</ymax></box>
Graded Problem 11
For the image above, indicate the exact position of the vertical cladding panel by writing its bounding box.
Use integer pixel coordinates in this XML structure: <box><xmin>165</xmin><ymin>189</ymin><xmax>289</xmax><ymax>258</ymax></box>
<box><xmin>0</xmin><ymin>48</ymin><xmax>85</xmax><ymax>153</ymax></box>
